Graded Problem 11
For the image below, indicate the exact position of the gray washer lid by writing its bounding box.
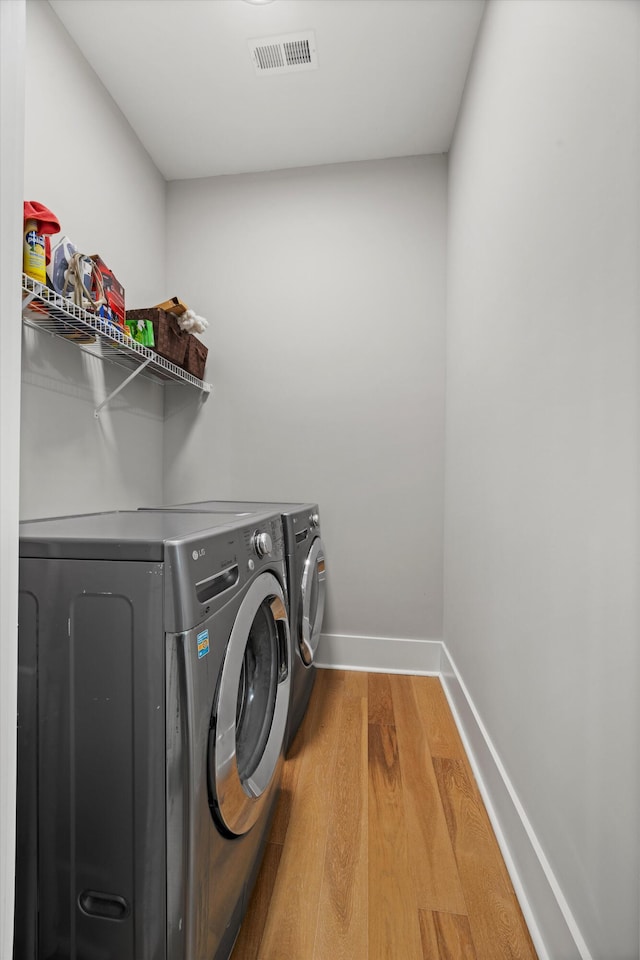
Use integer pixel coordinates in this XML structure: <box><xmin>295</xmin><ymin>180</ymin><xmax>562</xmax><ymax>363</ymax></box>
<box><xmin>19</xmin><ymin>510</ymin><xmax>263</xmax><ymax>561</ymax></box>
<box><xmin>154</xmin><ymin>500</ymin><xmax>317</xmax><ymax>520</ymax></box>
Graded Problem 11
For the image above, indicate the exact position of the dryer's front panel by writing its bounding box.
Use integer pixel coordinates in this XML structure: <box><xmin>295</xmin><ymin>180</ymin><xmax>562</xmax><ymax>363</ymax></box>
<box><xmin>299</xmin><ymin>536</ymin><xmax>327</xmax><ymax>667</ymax></box>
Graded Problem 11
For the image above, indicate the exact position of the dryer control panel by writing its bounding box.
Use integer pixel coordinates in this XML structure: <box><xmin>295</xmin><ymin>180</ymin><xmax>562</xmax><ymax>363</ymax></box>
<box><xmin>288</xmin><ymin>505</ymin><xmax>322</xmax><ymax>564</ymax></box>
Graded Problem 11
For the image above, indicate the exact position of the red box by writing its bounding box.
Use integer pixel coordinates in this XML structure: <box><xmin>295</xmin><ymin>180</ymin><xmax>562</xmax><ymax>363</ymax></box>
<box><xmin>90</xmin><ymin>254</ymin><xmax>125</xmax><ymax>327</ymax></box>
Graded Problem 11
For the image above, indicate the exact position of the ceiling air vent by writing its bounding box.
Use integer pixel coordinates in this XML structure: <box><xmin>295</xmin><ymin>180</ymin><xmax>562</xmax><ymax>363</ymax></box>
<box><xmin>248</xmin><ymin>31</ymin><xmax>318</xmax><ymax>76</ymax></box>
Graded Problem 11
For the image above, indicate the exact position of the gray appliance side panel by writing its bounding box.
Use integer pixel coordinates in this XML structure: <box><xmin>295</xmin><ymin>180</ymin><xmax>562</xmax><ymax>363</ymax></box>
<box><xmin>19</xmin><ymin>557</ymin><xmax>166</xmax><ymax>960</ymax></box>
<box><xmin>15</xmin><ymin>589</ymin><xmax>39</xmax><ymax>960</ymax></box>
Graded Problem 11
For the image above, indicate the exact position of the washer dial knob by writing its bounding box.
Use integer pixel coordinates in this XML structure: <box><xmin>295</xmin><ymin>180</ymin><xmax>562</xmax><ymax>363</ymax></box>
<box><xmin>252</xmin><ymin>531</ymin><xmax>272</xmax><ymax>558</ymax></box>
<box><xmin>310</xmin><ymin>512</ymin><xmax>320</xmax><ymax>528</ymax></box>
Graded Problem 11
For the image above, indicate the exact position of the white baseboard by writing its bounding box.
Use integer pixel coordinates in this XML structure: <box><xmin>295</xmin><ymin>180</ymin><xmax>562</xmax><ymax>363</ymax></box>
<box><xmin>314</xmin><ymin>632</ymin><xmax>590</xmax><ymax>960</ymax></box>
<box><xmin>315</xmin><ymin>632</ymin><xmax>442</xmax><ymax>675</ymax></box>
<box><xmin>440</xmin><ymin>644</ymin><xmax>592</xmax><ymax>960</ymax></box>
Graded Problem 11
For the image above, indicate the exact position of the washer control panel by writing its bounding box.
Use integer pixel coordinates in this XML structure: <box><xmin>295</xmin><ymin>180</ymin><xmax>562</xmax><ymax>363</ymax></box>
<box><xmin>242</xmin><ymin>515</ymin><xmax>283</xmax><ymax>560</ymax></box>
<box><xmin>166</xmin><ymin>511</ymin><xmax>285</xmax><ymax>632</ymax></box>
<box><xmin>252</xmin><ymin>530</ymin><xmax>272</xmax><ymax>558</ymax></box>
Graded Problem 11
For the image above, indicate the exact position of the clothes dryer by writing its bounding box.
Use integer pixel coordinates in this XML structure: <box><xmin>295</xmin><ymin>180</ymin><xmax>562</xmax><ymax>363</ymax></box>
<box><xmin>144</xmin><ymin>502</ymin><xmax>326</xmax><ymax>752</ymax></box>
<box><xmin>15</xmin><ymin>509</ymin><xmax>290</xmax><ymax>960</ymax></box>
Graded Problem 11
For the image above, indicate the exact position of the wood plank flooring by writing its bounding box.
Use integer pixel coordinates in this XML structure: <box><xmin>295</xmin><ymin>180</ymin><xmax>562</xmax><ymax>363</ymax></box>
<box><xmin>231</xmin><ymin>669</ymin><xmax>538</xmax><ymax>960</ymax></box>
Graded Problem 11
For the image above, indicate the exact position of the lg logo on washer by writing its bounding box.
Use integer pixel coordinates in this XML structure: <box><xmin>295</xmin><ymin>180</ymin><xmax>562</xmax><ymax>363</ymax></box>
<box><xmin>192</xmin><ymin>548</ymin><xmax>206</xmax><ymax>560</ymax></box>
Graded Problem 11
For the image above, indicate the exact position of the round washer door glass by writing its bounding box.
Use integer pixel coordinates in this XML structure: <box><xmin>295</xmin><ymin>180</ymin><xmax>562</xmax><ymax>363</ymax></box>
<box><xmin>209</xmin><ymin>572</ymin><xmax>290</xmax><ymax>836</ymax></box>
<box><xmin>235</xmin><ymin>601</ymin><xmax>277</xmax><ymax>783</ymax></box>
<box><xmin>299</xmin><ymin>538</ymin><xmax>326</xmax><ymax>666</ymax></box>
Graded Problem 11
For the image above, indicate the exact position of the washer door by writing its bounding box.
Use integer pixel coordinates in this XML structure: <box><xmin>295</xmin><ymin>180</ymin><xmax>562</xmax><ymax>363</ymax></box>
<box><xmin>299</xmin><ymin>537</ymin><xmax>327</xmax><ymax>667</ymax></box>
<box><xmin>209</xmin><ymin>572</ymin><xmax>290</xmax><ymax>836</ymax></box>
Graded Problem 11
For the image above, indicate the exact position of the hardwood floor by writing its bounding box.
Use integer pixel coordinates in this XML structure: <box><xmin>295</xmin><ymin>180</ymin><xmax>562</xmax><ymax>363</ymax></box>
<box><xmin>231</xmin><ymin>669</ymin><xmax>538</xmax><ymax>960</ymax></box>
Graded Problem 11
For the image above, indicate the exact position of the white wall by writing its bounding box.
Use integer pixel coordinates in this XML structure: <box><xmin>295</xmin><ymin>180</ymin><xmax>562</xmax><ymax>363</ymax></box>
<box><xmin>164</xmin><ymin>156</ymin><xmax>447</xmax><ymax>643</ymax></box>
<box><xmin>1</xmin><ymin>2</ymin><xmax>25</xmax><ymax>950</ymax></box>
<box><xmin>445</xmin><ymin>2</ymin><xmax>639</xmax><ymax>957</ymax></box>
<box><xmin>21</xmin><ymin>0</ymin><xmax>167</xmax><ymax>519</ymax></box>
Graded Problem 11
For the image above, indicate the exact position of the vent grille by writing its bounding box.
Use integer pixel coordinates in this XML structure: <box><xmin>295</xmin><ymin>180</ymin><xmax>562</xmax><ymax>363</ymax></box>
<box><xmin>284</xmin><ymin>39</ymin><xmax>311</xmax><ymax>67</ymax></box>
<box><xmin>255</xmin><ymin>43</ymin><xmax>284</xmax><ymax>71</ymax></box>
<box><xmin>249</xmin><ymin>31</ymin><xmax>318</xmax><ymax>75</ymax></box>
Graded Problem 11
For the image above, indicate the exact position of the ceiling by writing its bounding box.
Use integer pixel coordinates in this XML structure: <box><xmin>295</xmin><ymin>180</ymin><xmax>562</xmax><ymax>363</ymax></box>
<box><xmin>48</xmin><ymin>0</ymin><xmax>485</xmax><ymax>182</ymax></box>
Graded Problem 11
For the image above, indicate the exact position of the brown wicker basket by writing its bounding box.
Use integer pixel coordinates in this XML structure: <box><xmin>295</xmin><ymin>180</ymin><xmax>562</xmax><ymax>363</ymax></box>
<box><xmin>126</xmin><ymin>307</ymin><xmax>188</xmax><ymax>367</ymax></box>
<box><xmin>183</xmin><ymin>335</ymin><xmax>208</xmax><ymax>380</ymax></box>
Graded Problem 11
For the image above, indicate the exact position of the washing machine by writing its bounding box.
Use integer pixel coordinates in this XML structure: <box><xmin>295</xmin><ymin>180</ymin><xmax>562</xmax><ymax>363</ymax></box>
<box><xmin>14</xmin><ymin>509</ymin><xmax>291</xmax><ymax>960</ymax></box>
<box><xmin>143</xmin><ymin>501</ymin><xmax>326</xmax><ymax>752</ymax></box>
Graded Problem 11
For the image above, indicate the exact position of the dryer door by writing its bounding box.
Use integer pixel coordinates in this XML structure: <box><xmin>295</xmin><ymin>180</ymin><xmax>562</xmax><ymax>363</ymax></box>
<box><xmin>299</xmin><ymin>537</ymin><xmax>327</xmax><ymax>666</ymax></box>
<box><xmin>209</xmin><ymin>572</ymin><xmax>290</xmax><ymax>836</ymax></box>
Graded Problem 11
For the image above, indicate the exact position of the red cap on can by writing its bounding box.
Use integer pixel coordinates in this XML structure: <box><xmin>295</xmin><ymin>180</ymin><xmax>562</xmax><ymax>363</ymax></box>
<box><xmin>23</xmin><ymin>201</ymin><xmax>61</xmax><ymax>236</ymax></box>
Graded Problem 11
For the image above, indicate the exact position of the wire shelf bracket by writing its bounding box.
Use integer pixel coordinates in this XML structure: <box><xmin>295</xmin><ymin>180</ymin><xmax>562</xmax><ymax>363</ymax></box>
<box><xmin>93</xmin><ymin>355</ymin><xmax>154</xmax><ymax>418</ymax></box>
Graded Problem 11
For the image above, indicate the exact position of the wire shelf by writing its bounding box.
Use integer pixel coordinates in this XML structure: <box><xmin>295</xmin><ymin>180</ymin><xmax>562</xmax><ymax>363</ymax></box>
<box><xmin>21</xmin><ymin>274</ymin><xmax>212</xmax><ymax>394</ymax></box>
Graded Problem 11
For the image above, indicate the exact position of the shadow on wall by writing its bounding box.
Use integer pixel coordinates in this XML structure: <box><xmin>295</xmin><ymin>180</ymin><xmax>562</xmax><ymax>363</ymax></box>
<box><xmin>21</xmin><ymin>325</ymin><xmax>165</xmax><ymax>421</ymax></box>
<box><xmin>20</xmin><ymin>327</ymin><xmax>166</xmax><ymax>519</ymax></box>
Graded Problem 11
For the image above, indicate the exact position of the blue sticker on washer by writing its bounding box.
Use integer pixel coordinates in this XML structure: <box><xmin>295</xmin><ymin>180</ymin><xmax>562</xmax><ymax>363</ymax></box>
<box><xmin>197</xmin><ymin>629</ymin><xmax>210</xmax><ymax>659</ymax></box>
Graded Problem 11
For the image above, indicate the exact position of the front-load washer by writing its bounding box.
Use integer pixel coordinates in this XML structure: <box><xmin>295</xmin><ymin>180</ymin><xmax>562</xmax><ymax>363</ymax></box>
<box><xmin>15</xmin><ymin>508</ymin><xmax>290</xmax><ymax>960</ymax></box>
<box><xmin>142</xmin><ymin>501</ymin><xmax>326</xmax><ymax>752</ymax></box>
